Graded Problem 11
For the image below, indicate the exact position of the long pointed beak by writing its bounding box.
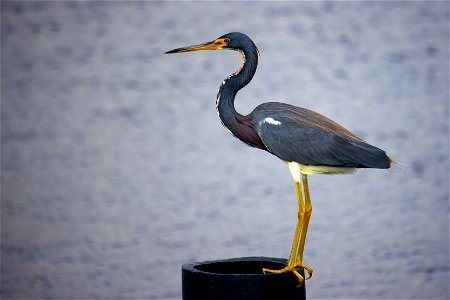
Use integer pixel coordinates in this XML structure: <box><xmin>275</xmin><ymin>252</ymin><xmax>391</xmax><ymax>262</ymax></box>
<box><xmin>165</xmin><ymin>38</ymin><xmax>228</xmax><ymax>54</ymax></box>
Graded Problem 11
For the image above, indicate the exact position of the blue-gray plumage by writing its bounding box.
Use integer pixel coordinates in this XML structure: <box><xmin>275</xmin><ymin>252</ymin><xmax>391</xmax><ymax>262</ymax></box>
<box><xmin>166</xmin><ymin>32</ymin><xmax>392</xmax><ymax>284</ymax></box>
<box><xmin>251</xmin><ymin>102</ymin><xmax>391</xmax><ymax>170</ymax></box>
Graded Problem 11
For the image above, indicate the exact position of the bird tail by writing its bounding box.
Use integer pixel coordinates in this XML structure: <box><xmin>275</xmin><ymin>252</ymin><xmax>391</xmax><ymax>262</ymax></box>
<box><xmin>343</xmin><ymin>138</ymin><xmax>392</xmax><ymax>169</ymax></box>
<box><xmin>389</xmin><ymin>157</ymin><xmax>405</xmax><ymax>169</ymax></box>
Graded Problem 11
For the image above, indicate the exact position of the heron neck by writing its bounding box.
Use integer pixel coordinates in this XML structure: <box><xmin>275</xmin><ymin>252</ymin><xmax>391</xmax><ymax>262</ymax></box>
<box><xmin>216</xmin><ymin>47</ymin><xmax>258</xmax><ymax>129</ymax></box>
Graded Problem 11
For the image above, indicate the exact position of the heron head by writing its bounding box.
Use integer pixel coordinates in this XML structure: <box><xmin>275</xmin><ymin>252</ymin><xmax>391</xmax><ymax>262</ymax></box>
<box><xmin>165</xmin><ymin>32</ymin><xmax>253</xmax><ymax>54</ymax></box>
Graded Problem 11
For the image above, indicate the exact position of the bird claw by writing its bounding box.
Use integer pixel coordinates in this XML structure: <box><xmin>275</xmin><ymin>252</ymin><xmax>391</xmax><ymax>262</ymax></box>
<box><xmin>262</xmin><ymin>262</ymin><xmax>313</xmax><ymax>286</ymax></box>
<box><xmin>263</xmin><ymin>266</ymin><xmax>304</xmax><ymax>285</ymax></box>
<box><xmin>302</xmin><ymin>263</ymin><xmax>314</xmax><ymax>279</ymax></box>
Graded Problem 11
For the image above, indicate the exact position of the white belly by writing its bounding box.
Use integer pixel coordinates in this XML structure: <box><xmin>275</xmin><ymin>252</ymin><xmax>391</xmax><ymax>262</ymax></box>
<box><xmin>287</xmin><ymin>161</ymin><xmax>355</xmax><ymax>182</ymax></box>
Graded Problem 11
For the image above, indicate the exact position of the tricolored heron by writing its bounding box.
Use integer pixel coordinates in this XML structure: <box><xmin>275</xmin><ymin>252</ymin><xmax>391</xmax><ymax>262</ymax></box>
<box><xmin>165</xmin><ymin>32</ymin><xmax>392</xmax><ymax>284</ymax></box>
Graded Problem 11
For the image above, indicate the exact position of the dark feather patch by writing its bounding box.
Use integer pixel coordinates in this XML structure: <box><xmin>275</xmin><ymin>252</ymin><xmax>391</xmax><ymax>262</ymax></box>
<box><xmin>252</xmin><ymin>102</ymin><xmax>391</xmax><ymax>169</ymax></box>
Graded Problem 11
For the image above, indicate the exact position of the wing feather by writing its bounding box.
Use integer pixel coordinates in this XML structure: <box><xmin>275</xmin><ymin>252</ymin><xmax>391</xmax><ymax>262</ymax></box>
<box><xmin>252</xmin><ymin>102</ymin><xmax>391</xmax><ymax>169</ymax></box>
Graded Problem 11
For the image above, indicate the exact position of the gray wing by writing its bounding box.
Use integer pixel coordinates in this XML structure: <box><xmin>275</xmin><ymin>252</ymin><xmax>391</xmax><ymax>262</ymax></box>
<box><xmin>253</xmin><ymin>103</ymin><xmax>391</xmax><ymax>168</ymax></box>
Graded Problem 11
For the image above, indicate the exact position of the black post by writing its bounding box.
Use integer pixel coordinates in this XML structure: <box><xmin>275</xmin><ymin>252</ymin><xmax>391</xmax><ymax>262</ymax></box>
<box><xmin>182</xmin><ymin>257</ymin><xmax>306</xmax><ymax>300</ymax></box>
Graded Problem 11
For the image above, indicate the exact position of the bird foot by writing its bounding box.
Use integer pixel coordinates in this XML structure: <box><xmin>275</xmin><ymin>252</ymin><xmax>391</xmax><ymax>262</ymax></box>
<box><xmin>262</xmin><ymin>261</ymin><xmax>313</xmax><ymax>286</ymax></box>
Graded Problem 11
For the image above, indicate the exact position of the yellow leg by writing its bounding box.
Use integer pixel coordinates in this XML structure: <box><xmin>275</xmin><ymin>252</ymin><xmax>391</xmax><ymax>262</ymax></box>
<box><xmin>297</xmin><ymin>174</ymin><xmax>313</xmax><ymax>278</ymax></box>
<box><xmin>262</xmin><ymin>164</ymin><xmax>313</xmax><ymax>284</ymax></box>
<box><xmin>288</xmin><ymin>181</ymin><xmax>304</xmax><ymax>268</ymax></box>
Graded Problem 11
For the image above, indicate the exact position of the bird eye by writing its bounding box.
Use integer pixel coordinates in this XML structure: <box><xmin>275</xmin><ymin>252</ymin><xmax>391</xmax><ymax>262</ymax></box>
<box><xmin>224</xmin><ymin>38</ymin><xmax>231</xmax><ymax>44</ymax></box>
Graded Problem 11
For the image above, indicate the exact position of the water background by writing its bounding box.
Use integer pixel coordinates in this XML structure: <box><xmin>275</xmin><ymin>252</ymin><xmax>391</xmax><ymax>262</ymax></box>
<box><xmin>2</xmin><ymin>1</ymin><xmax>449</xmax><ymax>299</ymax></box>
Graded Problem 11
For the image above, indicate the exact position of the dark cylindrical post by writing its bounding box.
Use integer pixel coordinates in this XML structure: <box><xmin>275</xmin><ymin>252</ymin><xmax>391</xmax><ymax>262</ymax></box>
<box><xmin>182</xmin><ymin>257</ymin><xmax>306</xmax><ymax>300</ymax></box>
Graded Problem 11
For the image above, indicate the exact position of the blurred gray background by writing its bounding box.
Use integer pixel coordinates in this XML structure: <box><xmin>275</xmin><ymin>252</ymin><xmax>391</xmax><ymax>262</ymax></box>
<box><xmin>1</xmin><ymin>1</ymin><xmax>449</xmax><ymax>299</ymax></box>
